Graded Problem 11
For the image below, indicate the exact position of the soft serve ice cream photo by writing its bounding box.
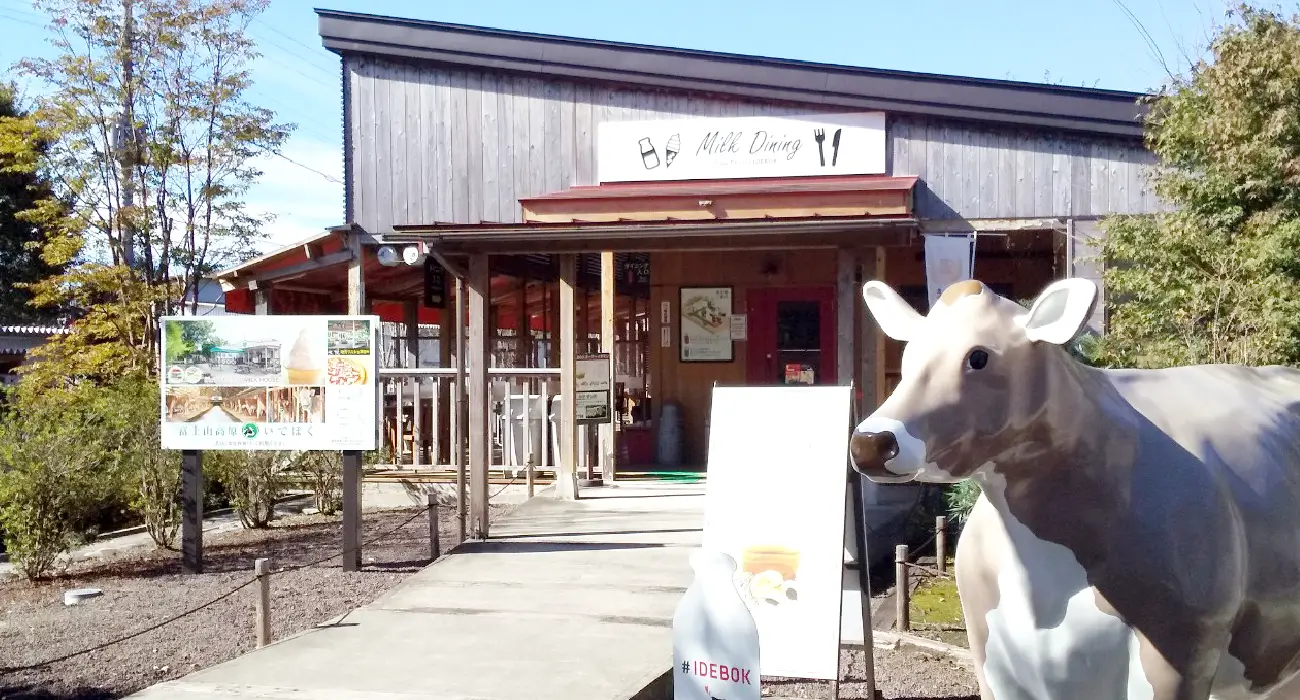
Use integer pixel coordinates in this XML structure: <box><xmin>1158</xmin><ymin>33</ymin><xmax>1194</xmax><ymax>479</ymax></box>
<box><xmin>283</xmin><ymin>326</ymin><xmax>326</xmax><ymax>385</ymax></box>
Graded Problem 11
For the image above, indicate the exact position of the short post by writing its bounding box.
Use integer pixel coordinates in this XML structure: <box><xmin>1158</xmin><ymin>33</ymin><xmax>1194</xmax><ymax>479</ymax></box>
<box><xmin>255</xmin><ymin>557</ymin><xmax>271</xmax><ymax>648</ymax></box>
<box><xmin>936</xmin><ymin>516</ymin><xmax>948</xmax><ymax>574</ymax></box>
<box><xmin>526</xmin><ymin>459</ymin><xmax>535</xmax><ymax>498</ymax></box>
<box><xmin>427</xmin><ymin>491</ymin><xmax>441</xmax><ymax>561</ymax></box>
<box><xmin>895</xmin><ymin>544</ymin><xmax>910</xmax><ymax>632</ymax></box>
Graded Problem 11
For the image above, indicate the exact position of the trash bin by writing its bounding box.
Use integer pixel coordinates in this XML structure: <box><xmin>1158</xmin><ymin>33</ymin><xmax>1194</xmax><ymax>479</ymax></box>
<box><xmin>656</xmin><ymin>401</ymin><xmax>684</xmax><ymax>468</ymax></box>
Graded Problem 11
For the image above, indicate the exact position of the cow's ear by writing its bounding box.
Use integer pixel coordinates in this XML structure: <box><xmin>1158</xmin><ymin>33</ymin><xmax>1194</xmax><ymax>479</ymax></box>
<box><xmin>862</xmin><ymin>281</ymin><xmax>923</xmax><ymax>342</ymax></box>
<box><xmin>1018</xmin><ymin>278</ymin><xmax>1097</xmax><ymax>345</ymax></box>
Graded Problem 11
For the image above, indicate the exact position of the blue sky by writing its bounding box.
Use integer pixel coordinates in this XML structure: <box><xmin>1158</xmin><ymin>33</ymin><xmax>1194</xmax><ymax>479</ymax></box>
<box><xmin>0</xmin><ymin>0</ymin><xmax>1226</xmax><ymax>253</ymax></box>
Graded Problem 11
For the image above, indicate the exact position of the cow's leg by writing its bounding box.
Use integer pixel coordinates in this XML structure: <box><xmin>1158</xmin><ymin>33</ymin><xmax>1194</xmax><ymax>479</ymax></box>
<box><xmin>955</xmin><ymin>495</ymin><xmax>1001</xmax><ymax>700</ymax></box>
<box><xmin>1134</xmin><ymin>629</ymin><xmax>1221</xmax><ymax>700</ymax></box>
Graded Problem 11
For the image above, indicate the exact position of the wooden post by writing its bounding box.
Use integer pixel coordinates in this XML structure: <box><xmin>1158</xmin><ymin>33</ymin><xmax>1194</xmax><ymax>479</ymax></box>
<box><xmin>181</xmin><ymin>450</ymin><xmax>203</xmax><ymax>574</ymax></box>
<box><xmin>453</xmin><ymin>277</ymin><xmax>467</xmax><ymax>542</ymax></box>
<box><xmin>557</xmin><ymin>254</ymin><xmax>579</xmax><ymax>500</ymax></box>
<box><xmin>836</xmin><ymin>248</ymin><xmax>857</xmax><ymax>391</ymax></box>
<box><xmin>427</xmin><ymin>491</ymin><xmax>441</xmax><ymax>561</ymax></box>
<box><xmin>526</xmin><ymin>460</ymin><xmax>535</xmax><ymax>498</ymax></box>
<box><xmin>516</xmin><ymin>278</ymin><xmax>530</xmax><ymax>367</ymax></box>
<box><xmin>254</xmin><ymin>557</ymin><xmax>271</xmax><ymax>648</ymax></box>
<box><xmin>347</xmin><ymin>234</ymin><xmax>365</xmax><ymax>316</ymax></box>
<box><xmin>896</xmin><ymin>544</ymin><xmax>910</xmax><ymax>632</ymax></box>
<box><xmin>873</xmin><ymin>247</ymin><xmax>887</xmax><ymax>408</ymax></box>
<box><xmin>936</xmin><ymin>516</ymin><xmax>948</xmax><ymax>574</ymax></box>
<box><xmin>599</xmin><ymin>251</ymin><xmax>617</xmax><ymax>483</ymax></box>
<box><xmin>467</xmin><ymin>254</ymin><xmax>491</xmax><ymax>537</ymax></box>
<box><xmin>253</xmin><ymin>284</ymin><xmax>271</xmax><ymax>315</ymax></box>
<box><xmin>342</xmin><ymin>450</ymin><xmax>363</xmax><ymax>571</ymax></box>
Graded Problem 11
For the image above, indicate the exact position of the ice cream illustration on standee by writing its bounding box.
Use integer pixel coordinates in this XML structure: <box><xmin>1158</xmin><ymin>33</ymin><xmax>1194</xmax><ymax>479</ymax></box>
<box><xmin>665</xmin><ymin>133</ymin><xmax>680</xmax><ymax>167</ymax></box>
<box><xmin>284</xmin><ymin>327</ymin><xmax>324</xmax><ymax>385</ymax></box>
<box><xmin>638</xmin><ymin>137</ymin><xmax>660</xmax><ymax>169</ymax></box>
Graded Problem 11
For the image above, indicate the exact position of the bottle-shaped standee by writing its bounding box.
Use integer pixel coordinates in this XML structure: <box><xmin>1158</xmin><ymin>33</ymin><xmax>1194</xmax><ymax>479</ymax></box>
<box><xmin>672</xmin><ymin>549</ymin><xmax>761</xmax><ymax>700</ymax></box>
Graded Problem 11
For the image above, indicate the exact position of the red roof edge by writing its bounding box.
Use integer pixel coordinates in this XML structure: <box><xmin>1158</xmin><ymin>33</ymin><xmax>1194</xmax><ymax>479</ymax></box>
<box><xmin>520</xmin><ymin>175</ymin><xmax>918</xmax><ymax>202</ymax></box>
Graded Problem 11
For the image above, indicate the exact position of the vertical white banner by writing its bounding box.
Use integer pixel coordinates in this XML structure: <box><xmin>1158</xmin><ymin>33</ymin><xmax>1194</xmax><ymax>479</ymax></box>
<box><xmin>923</xmin><ymin>234</ymin><xmax>975</xmax><ymax>309</ymax></box>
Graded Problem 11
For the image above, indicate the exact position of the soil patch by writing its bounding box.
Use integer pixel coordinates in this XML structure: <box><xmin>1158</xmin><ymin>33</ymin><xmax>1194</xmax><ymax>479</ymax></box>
<box><xmin>761</xmin><ymin>646</ymin><xmax>978</xmax><ymax>699</ymax></box>
<box><xmin>0</xmin><ymin>504</ymin><xmax>512</xmax><ymax>700</ymax></box>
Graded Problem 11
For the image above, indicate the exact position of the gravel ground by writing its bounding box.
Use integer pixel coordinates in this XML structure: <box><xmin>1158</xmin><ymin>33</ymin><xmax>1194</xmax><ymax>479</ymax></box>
<box><xmin>762</xmin><ymin>646</ymin><xmax>978</xmax><ymax>699</ymax></box>
<box><xmin>0</xmin><ymin>503</ymin><xmax>513</xmax><ymax>700</ymax></box>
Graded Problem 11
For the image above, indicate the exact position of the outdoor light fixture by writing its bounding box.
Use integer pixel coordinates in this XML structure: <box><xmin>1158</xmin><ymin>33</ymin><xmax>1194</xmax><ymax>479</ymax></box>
<box><xmin>376</xmin><ymin>245</ymin><xmax>400</xmax><ymax>266</ymax></box>
<box><xmin>402</xmin><ymin>245</ymin><xmax>426</xmax><ymax>266</ymax></box>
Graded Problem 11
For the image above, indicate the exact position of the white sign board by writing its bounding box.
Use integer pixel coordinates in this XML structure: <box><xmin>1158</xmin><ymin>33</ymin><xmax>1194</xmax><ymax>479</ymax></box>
<box><xmin>160</xmin><ymin>315</ymin><xmax>379</xmax><ymax>451</ymax></box>
<box><xmin>923</xmin><ymin>233</ymin><xmax>975</xmax><ymax>309</ymax></box>
<box><xmin>575</xmin><ymin>353</ymin><xmax>612</xmax><ymax>424</ymax></box>
<box><xmin>598</xmin><ymin>112</ymin><xmax>886</xmax><ymax>184</ymax></box>
<box><xmin>729</xmin><ymin>314</ymin><xmax>748</xmax><ymax>341</ymax></box>
<box><xmin>673</xmin><ymin>549</ymin><xmax>762</xmax><ymax>700</ymax></box>
<box><xmin>703</xmin><ymin>385</ymin><xmax>852</xmax><ymax>680</ymax></box>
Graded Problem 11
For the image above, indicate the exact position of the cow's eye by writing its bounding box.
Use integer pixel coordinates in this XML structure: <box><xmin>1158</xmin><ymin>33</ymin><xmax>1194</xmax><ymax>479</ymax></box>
<box><xmin>966</xmin><ymin>348</ymin><xmax>989</xmax><ymax>371</ymax></box>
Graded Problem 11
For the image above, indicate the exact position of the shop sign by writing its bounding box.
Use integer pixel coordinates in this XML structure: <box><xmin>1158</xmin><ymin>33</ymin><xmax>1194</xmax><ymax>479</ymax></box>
<box><xmin>160</xmin><ymin>315</ymin><xmax>379</xmax><ymax>451</ymax></box>
<box><xmin>702</xmin><ymin>385</ymin><xmax>852</xmax><ymax>680</ymax></box>
<box><xmin>423</xmin><ymin>257</ymin><xmax>448</xmax><ymax>309</ymax></box>
<box><xmin>597</xmin><ymin>112</ymin><xmax>886</xmax><ymax>184</ymax></box>
<box><xmin>672</xmin><ymin>549</ymin><xmax>762</xmax><ymax>700</ymax></box>
<box><xmin>575</xmin><ymin>353</ymin><xmax>612</xmax><ymax>424</ymax></box>
<box><xmin>680</xmin><ymin>287</ymin><xmax>733</xmax><ymax>363</ymax></box>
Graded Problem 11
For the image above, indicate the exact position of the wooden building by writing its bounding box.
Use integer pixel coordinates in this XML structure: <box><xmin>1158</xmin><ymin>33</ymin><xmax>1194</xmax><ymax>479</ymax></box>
<box><xmin>213</xmin><ymin>9</ymin><xmax>1158</xmax><ymax>539</ymax></box>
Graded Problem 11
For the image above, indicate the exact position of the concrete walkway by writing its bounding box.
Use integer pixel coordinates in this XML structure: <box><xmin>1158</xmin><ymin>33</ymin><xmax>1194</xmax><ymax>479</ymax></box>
<box><xmin>129</xmin><ymin>480</ymin><xmax>705</xmax><ymax>700</ymax></box>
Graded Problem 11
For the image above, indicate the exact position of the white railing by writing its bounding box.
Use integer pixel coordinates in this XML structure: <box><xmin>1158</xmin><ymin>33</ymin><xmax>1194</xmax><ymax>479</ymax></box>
<box><xmin>376</xmin><ymin>367</ymin><xmax>600</xmax><ymax>475</ymax></box>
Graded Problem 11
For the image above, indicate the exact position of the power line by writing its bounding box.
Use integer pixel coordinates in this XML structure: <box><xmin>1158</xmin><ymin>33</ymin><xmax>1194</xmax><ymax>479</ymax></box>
<box><xmin>262</xmin><ymin>146</ymin><xmax>343</xmax><ymax>185</ymax></box>
<box><xmin>0</xmin><ymin>8</ymin><xmax>42</xmax><ymax>27</ymax></box>
<box><xmin>251</xmin><ymin>18</ymin><xmax>337</xmax><ymax>79</ymax></box>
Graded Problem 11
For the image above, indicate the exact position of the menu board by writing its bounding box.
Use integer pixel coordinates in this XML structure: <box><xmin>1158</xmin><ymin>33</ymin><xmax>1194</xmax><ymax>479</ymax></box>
<box><xmin>159</xmin><ymin>315</ymin><xmax>379</xmax><ymax>451</ymax></box>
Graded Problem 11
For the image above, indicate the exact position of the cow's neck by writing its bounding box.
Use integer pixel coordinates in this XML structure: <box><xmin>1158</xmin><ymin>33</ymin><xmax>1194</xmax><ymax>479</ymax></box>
<box><xmin>973</xmin><ymin>350</ymin><xmax>1140</xmax><ymax>546</ymax></box>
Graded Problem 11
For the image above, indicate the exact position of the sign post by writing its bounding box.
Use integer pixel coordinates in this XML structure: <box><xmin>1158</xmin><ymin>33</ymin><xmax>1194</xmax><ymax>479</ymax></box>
<box><xmin>160</xmin><ymin>315</ymin><xmax>380</xmax><ymax>573</ymax></box>
<box><xmin>576</xmin><ymin>352</ymin><xmax>612</xmax><ymax>486</ymax></box>
<box><xmin>181</xmin><ymin>449</ymin><xmax>203</xmax><ymax>574</ymax></box>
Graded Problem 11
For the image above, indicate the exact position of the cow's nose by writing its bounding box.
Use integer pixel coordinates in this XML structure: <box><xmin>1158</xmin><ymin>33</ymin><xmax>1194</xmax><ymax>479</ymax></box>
<box><xmin>849</xmin><ymin>430</ymin><xmax>900</xmax><ymax>477</ymax></box>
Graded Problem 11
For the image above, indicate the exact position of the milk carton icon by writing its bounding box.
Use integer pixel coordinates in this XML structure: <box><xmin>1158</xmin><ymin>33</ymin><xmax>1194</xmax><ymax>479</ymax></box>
<box><xmin>672</xmin><ymin>549</ymin><xmax>761</xmax><ymax>700</ymax></box>
<box><xmin>639</xmin><ymin>137</ymin><xmax>661</xmax><ymax>170</ymax></box>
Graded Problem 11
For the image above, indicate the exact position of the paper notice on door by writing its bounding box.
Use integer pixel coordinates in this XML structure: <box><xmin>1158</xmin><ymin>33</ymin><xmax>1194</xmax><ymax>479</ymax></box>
<box><xmin>730</xmin><ymin>314</ymin><xmax>748</xmax><ymax>341</ymax></box>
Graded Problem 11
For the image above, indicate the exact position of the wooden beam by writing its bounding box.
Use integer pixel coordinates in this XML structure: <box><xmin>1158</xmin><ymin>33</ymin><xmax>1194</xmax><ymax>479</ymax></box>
<box><xmin>920</xmin><ymin>217</ymin><xmax>1065</xmax><ymax>233</ymax></box>
<box><xmin>599</xmin><ymin>251</ymin><xmax>617</xmax><ymax>483</ymax></box>
<box><xmin>516</xmin><ymin>279</ymin><xmax>530</xmax><ymax>368</ymax></box>
<box><xmin>453</xmin><ymin>277</ymin><xmax>466</xmax><ymax>542</ymax></box>
<box><xmin>836</xmin><ymin>248</ymin><xmax>856</xmax><ymax>390</ymax></box>
<box><xmin>347</xmin><ymin>237</ymin><xmax>365</xmax><ymax>315</ymax></box>
<box><xmin>557</xmin><ymin>254</ymin><xmax>579</xmax><ymax>500</ymax></box>
<box><xmin>468</xmin><ymin>254</ymin><xmax>492</xmax><ymax>537</ymax></box>
<box><xmin>254</xmin><ymin>286</ymin><xmax>271</xmax><ymax>315</ymax></box>
<box><xmin>242</xmin><ymin>250</ymin><xmax>354</xmax><ymax>287</ymax></box>
<box><xmin>404</xmin><ymin>299</ymin><xmax>419</xmax><ymax>369</ymax></box>
<box><xmin>873</xmin><ymin>247</ymin><xmax>887</xmax><ymax>410</ymax></box>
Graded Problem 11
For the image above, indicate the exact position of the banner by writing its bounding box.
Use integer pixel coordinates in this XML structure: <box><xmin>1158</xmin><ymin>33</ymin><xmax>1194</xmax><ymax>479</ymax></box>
<box><xmin>160</xmin><ymin>315</ymin><xmax>379</xmax><ymax>451</ymax></box>
<box><xmin>703</xmin><ymin>385</ymin><xmax>852</xmax><ymax>680</ymax></box>
<box><xmin>923</xmin><ymin>233</ymin><xmax>975</xmax><ymax>309</ymax></box>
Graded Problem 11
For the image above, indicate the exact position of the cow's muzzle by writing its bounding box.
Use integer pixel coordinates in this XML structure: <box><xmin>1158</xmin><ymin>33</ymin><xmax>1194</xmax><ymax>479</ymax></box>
<box><xmin>849</xmin><ymin>430</ymin><xmax>901</xmax><ymax>479</ymax></box>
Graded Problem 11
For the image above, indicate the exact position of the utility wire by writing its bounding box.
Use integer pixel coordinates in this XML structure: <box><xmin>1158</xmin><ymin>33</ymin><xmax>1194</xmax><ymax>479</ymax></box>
<box><xmin>252</xmin><ymin>18</ymin><xmax>337</xmax><ymax>78</ymax></box>
<box><xmin>0</xmin><ymin>506</ymin><xmax>433</xmax><ymax>677</ymax></box>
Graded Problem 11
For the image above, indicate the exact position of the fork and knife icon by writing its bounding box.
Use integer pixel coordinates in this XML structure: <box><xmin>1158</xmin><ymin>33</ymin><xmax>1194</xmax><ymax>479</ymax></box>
<box><xmin>813</xmin><ymin>128</ymin><xmax>842</xmax><ymax>167</ymax></box>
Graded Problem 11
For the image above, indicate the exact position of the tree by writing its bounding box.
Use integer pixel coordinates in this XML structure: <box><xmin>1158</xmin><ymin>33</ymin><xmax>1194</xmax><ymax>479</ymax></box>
<box><xmin>1098</xmin><ymin>4</ymin><xmax>1300</xmax><ymax>368</ymax></box>
<box><xmin>0</xmin><ymin>84</ymin><xmax>67</xmax><ymax>323</ymax></box>
<box><xmin>0</xmin><ymin>0</ymin><xmax>292</xmax><ymax>383</ymax></box>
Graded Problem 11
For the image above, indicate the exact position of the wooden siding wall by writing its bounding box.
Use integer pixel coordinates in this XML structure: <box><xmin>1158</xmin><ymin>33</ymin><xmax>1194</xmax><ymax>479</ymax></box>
<box><xmin>346</xmin><ymin>56</ymin><xmax>1160</xmax><ymax>232</ymax></box>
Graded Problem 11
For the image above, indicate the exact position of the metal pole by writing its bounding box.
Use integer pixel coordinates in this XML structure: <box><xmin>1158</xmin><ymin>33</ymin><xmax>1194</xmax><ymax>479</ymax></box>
<box><xmin>849</xmin><ymin>465</ymin><xmax>879</xmax><ymax>699</ymax></box>
<box><xmin>181</xmin><ymin>450</ymin><xmax>203</xmax><ymax>574</ymax></box>
<box><xmin>117</xmin><ymin>0</ymin><xmax>136</xmax><ymax>269</ymax></box>
<box><xmin>255</xmin><ymin>557</ymin><xmax>271</xmax><ymax>648</ymax></box>
<box><xmin>342</xmin><ymin>450</ymin><xmax>363</xmax><ymax>571</ymax></box>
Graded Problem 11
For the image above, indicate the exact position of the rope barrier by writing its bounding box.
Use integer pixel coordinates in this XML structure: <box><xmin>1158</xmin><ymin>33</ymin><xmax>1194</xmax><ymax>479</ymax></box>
<box><xmin>0</xmin><ymin>506</ymin><xmax>432</xmax><ymax>677</ymax></box>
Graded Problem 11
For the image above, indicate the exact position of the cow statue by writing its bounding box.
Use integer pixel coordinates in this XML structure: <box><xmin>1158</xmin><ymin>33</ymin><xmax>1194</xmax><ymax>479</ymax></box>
<box><xmin>849</xmin><ymin>277</ymin><xmax>1300</xmax><ymax>700</ymax></box>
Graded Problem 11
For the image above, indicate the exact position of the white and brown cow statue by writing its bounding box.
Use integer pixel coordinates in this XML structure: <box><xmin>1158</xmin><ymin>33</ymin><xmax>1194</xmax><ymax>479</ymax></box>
<box><xmin>849</xmin><ymin>277</ymin><xmax>1300</xmax><ymax>700</ymax></box>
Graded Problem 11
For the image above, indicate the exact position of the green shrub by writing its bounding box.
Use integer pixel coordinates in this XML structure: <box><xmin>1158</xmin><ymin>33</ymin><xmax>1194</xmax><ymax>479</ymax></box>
<box><xmin>209</xmin><ymin>450</ymin><xmax>288</xmax><ymax>529</ymax></box>
<box><xmin>297</xmin><ymin>450</ymin><xmax>342</xmax><ymax>515</ymax></box>
<box><xmin>96</xmin><ymin>378</ymin><xmax>183</xmax><ymax>548</ymax></box>
<box><xmin>0</xmin><ymin>386</ymin><xmax>118</xmax><ymax>579</ymax></box>
<box><xmin>944</xmin><ymin>480</ymin><xmax>982</xmax><ymax>527</ymax></box>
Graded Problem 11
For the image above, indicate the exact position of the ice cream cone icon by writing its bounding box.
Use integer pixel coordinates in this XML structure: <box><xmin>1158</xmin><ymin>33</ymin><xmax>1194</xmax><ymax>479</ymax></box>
<box><xmin>665</xmin><ymin>133</ymin><xmax>680</xmax><ymax>167</ymax></box>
